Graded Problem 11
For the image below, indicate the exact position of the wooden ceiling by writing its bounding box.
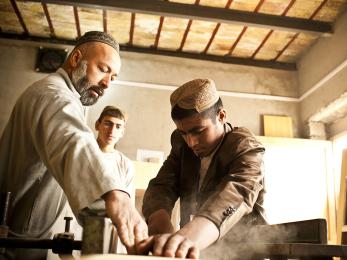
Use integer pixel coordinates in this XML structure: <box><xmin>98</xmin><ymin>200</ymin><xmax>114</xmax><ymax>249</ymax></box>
<box><xmin>0</xmin><ymin>0</ymin><xmax>346</xmax><ymax>70</ymax></box>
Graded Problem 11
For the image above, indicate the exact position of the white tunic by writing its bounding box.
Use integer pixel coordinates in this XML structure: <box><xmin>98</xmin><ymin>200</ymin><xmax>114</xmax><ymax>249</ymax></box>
<box><xmin>101</xmin><ymin>150</ymin><xmax>134</xmax><ymax>199</ymax></box>
<box><xmin>0</xmin><ymin>68</ymin><xmax>128</xmax><ymax>238</ymax></box>
<box><xmin>83</xmin><ymin>149</ymin><xmax>135</xmax><ymax>214</ymax></box>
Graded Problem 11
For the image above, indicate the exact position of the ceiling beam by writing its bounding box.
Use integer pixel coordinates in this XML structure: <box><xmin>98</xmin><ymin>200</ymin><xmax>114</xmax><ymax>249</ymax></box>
<box><xmin>73</xmin><ymin>6</ymin><xmax>81</xmax><ymax>38</ymax></box>
<box><xmin>42</xmin><ymin>3</ymin><xmax>56</xmax><ymax>37</ymax></box>
<box><xmin>24</xmin><ymin>0</ymin><xmax>332</xmax><ymax>35</ymax></box>
<box><xmin>0</xmin><ymin>32</ymin><xmax>296</xmax><ymax>71</ymax></box>
<box><xmin>122</xmin><ymin>45</ymin><xmax>296</xmax><ymax>70</ymax></box>
<box><xmin>10</xmin><ymin>0</ymin><xmax>28</xmax><ymax>35</ymax></box>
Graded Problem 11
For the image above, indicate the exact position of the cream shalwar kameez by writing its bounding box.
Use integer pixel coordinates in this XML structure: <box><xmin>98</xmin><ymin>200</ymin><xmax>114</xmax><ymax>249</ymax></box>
<box><xmin>0</xmin><ymin>68</ymin><xmax>128</xmax><ymax>241</ymax></box>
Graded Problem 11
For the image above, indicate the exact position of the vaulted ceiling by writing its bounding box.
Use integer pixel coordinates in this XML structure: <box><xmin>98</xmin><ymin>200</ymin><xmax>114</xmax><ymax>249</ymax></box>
<box><xmin>0</xmin><ymin>0</ymin><xmax>346</xmax><ymax>70</ymax></box>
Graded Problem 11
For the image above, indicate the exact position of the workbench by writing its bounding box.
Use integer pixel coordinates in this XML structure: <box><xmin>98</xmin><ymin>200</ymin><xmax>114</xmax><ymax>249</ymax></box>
<box><xmin>62</xmin><ymin>255</ymin><xmax>181</xmax><ymax>259</ymax></box>
<box><xmin>59</xmin><ymin>242</ymin><xmax>347</xmax><ymax>260</ymax></box>
<box><xmin>233</xmin><ymin>242</ymin><xmax>347</xmax><ymax>259</ymax></box>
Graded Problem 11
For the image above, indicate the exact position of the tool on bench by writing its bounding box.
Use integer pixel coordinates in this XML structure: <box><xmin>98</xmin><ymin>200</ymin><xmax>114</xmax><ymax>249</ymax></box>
<box><xmin>0</xmin><ymin>191</ymin><xmax>81</xmax><ymax>255</ymax></box>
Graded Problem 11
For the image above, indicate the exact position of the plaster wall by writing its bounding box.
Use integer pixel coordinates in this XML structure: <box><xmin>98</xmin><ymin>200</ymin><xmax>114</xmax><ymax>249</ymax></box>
<box><xmin>329</xmin><ymin>117</ymin><xmax>347</xmax><ymax>138</ymax></box>
<box><xmin>0</xmin><ymin>38</ymin><xmax>299</xmax><ymax>159</ymax></box>
<box><xmin>298</xmin><ymin>11</ymin><xmax>347</xmax><ymax>138</ymax></box>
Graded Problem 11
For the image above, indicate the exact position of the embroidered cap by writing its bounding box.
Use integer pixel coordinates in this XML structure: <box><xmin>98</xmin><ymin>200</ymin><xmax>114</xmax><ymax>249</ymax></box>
<box><xmin>75</xmin><ymin>31</ymin><xmax>120</xmax><ymax>53</ymax></box>
<box><xmin>170</xmin><ymin>79</ymin><xmax>219</xmax><ymax>113</ymax></box>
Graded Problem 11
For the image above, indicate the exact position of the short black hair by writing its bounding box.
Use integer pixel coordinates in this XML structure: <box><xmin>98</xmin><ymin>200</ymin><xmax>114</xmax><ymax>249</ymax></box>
<box><xmin>171</xmin><ymin>98</ymin><xmax>223</xmax><ymax>123</ymax></box>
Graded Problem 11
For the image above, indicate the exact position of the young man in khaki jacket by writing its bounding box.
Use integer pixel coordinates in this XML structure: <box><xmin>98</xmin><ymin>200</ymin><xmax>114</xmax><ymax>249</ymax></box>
<box><xmin>139</xmin><ymin>79</ymin><xmax>266</xmax><ymax>258</ymax></box>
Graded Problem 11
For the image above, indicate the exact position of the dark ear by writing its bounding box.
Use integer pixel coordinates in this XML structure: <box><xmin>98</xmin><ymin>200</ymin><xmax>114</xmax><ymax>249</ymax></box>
<box><xmin>69</xmin><ymin>49</ymin><xmax>83</xmax><ymax>68</ymax></box>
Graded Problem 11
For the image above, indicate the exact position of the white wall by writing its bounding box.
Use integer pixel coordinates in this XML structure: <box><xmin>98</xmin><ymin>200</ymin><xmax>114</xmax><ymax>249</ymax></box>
<box><xmin>0</xmin><ymin>38</ymin><xmax>299</xmax><ymax>159</ymax></box>
<box><xmin>298</xmin><ymin>10</ymin><xmax>347</xmax><ymax>138</ymax></box>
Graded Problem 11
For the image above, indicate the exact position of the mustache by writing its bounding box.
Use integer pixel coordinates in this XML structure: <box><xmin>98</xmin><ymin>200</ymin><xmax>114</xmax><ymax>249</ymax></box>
<box><xmin>88</xmin><ymin>86</ymin><xmax>105</xmax><ymax>97</ymax></box>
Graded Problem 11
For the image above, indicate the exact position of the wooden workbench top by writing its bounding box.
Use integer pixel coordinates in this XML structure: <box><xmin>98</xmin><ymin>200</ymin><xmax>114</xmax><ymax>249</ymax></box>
<box><xmin>62</xmin><ymin>254</ymin><xmax>188</xmax><ymax>259</ymax></box>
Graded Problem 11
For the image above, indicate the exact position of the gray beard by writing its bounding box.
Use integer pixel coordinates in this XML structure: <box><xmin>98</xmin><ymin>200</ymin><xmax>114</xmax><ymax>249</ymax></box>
<box><xmin>71</xmin><ymin>60</ymin><xmax>99</xmax><ymax>106</ymax></box>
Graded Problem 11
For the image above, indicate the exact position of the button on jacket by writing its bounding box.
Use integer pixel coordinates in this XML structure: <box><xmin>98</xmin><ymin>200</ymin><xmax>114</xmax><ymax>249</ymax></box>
<box><xmin>142</xmin><ymin>124</ymin><xmax>267</xmax><ymax>239</ymax></box>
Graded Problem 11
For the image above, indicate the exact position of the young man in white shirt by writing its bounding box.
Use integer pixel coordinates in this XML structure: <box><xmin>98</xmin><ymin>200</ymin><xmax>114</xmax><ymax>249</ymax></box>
<box><xmin>95</xmin><ymin>106</ymin><xmax>134</xmax><ymax>199</ymax></box>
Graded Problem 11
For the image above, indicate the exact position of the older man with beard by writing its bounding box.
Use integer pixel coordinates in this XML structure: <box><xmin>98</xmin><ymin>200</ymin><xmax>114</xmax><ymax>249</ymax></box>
<box><xmin>0</xmin><ymin>31</ymin><xmax>147</xmax><ymax>259</ymax></box>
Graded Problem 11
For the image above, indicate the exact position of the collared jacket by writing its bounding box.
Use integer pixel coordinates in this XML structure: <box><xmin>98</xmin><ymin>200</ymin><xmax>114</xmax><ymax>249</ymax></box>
<box><xmin>142</xmin><ymin>123</ymin><xmax>266</xmax><ymax>238</ymax></box>
<box><xmin>0</xmin><ymin>68</ymin><xmax>128</xmax><ymax>238</ymax></box>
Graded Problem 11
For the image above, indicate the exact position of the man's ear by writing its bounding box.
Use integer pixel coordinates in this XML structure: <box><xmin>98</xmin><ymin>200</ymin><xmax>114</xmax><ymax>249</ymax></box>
<box><xmin>95</xmin><ymin>120</ymin><xmax>100</xmax><ymax>131</ymax></box>
<box><xmin>218</xmin><ymin>108</ymin><xmax>227</xmax><ymax>124</ymax></box>
<box><xmin>69</xmin><ymin>49</ymin><xmax>83</xmax><ymax>68</ymax></box>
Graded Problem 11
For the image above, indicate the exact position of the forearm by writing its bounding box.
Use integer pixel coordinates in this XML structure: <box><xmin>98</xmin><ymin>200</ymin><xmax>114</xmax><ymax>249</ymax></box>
<box><xmin>102</xmin><ymin>189</ymin><xmax>148</xmax><ymax>253</ymax></box>
<box><xmin>102</xmin><ymin>189</ymin><xmax>131</xmax><ymax>224</ymax></box>
<box><xmin>147</xmin><ymin>209</ymin><xmax>174</xmax><ymax>235</ymax></box>
<box><xmin>177</xmin><ymin>216</ymin><xmax>219</xmax><ymax>250</ymax></box>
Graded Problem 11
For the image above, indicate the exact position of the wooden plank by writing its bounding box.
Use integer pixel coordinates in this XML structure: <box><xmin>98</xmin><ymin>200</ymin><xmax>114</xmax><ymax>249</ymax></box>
<box><xmin>182</xmin><ymin>19</ymin><xmax>217</xmax><ymax>53</ymax></box>
<box><xmin>133</xmin><ymin>13</ymin><xmax>160</xmax><ymax>47</ymax></box>
<box><xmin>103</xmin><ymin>9</ymin><xmax>107</xmax><ymax>33</ymax></box>
<box><xmin>9</xmin><ymin>0</ymin><xmax>28</xmax><ymax>34</ymax></box>
<box><xmin>202</xmin><ymin>0</ymin><xmax>232</xmax><ymax>54</ymax></box>
<box><xmin>231</xmin><ymin>26</ymin><xmax>271</xmax><ymax>58</ymax></box>
<box><xmin>178</xmin><ymin>19</ymin><xmax>192</xmax><ymax>51</ymax></box>
<box><xmin>277</xmin><ymin>33</ymin><xmax>318</xmax><ymax>62</ymax></box>
<box><xmin>73</xmin><ymin>6</ymin><xmax>81</xmax><ymax>38</ymax></box>
<box><xmin>129</xmin><ymin>13</ymin><xmax>135</xmax><ymax>45</ymax></box>
<box><xmin>228</xmin><ymin>26</ymin><xmax>248</xmax><ymax>55</ymax></box>
<box><xmin>274</xmin><ymin>0</ymin><xmax>328</xmax><ymax>62</ymax></box>
<box><xmin>77</xmin><ymin>6</ymin><xmax>103</xmax><ymax>35</ymax></box>
<box><xmin>177</xmin><ymin>0</ymin><xmax>199</xmax><ymax>51</ymax></box>
<box><xmin>16</xmin><ymin>1</ymin><xmax>49</xmax><ymax>37</ymax></box>
<box><xmin>227</xmin><ymin>0</ymin><xmax>265</xmax><ymax>57</ymax></box>
<box><xmin>107</xmin><ymin>10</ymin><xmax>131</xmax><ymax>44</ymax></box>
<box><xmin>313</xmin><ymin>0</ymin><xmax>347</xmax><ymax>22</ymax></box>
<box><xmin>169</xmin><ymin>0</ymin><xmax>196</xmax><ymax>4</ymax></box>
<box><xmin>42</xmin><ymin>3</ymin><xmax>55</xmax><ymax>37</ymax></box>
<box><xmin>257</xmin><ymin>0</ymin><xmax>295</xmax><ymax>15</ymax></box>
<box><xmin>153</xmin><ymin>16</ymin><xmax>164</xmax><ymax>49</ymax></box>
<box><xmin>254</xmin><ymin>30</ymin><xmax>297</xmax><ymax>60</ymax></box>
<box><xmin>286</xmin><ymin>0</ymin><xmax>327</xmax><ymax>19</ymax></box>
<box><xmin>230</xmin><ymin>0</ymin><xmax>261</xmax><ymax>12</ymax></box>
<box><xmin>206</xmin><ymin>23</ymin><xmax>244</xmax><ymax>56</ymax></box>
<box><xmin>203</xmin><ymin>22</ymin><xmax>220</xmax><ymax>54</ymax></box>
<box><xmin>157</xmin><ymin>16</ymin><xmax>189</xmax><ymax>50</ymax></box>
<box><xmin>47</xmin><ymin>4</ymin><xmax>77</xmax><ymax>40</ymax></box>
<box><xmin>199</xmin><ymin>0</ymin><xmax>229</xmax><ymax>8</ymax></box>
<box><xmin>337</xmin><ymin>150</ymin><xmax>347</xmax><ymax>244</ymax></box>
<box><xmin>263</xmin><ymin>115</ymin><xmax>293</xmax><ymax>138</ymax></box>
<box><xmin>28</xmin><ymin>0</ymin><xmax>333</xmax><ymax>35</ymax></box>
<box><xmin>250</xmin><ymin>0</ymin><xmax>296</xmax><ymax>59</ymax></box>
<box><xmin>0</xmin><ymin>0</ymin><xmax>24</xmax><ymax>34</ymax></box>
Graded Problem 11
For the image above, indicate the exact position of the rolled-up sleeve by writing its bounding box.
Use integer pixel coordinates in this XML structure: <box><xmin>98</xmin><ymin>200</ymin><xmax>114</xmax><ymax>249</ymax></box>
<box><xmin>29</xmin><ymin>87</ymin><xmax>127</xmax><ymax>217</ymax></box>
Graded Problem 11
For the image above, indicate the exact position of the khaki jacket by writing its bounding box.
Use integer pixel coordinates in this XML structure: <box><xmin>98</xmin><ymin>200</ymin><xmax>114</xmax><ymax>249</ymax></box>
<box><xmin>143</xmin><ymin>124</ymin><xmax>266</xmax><ymax>238</ymax></box>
